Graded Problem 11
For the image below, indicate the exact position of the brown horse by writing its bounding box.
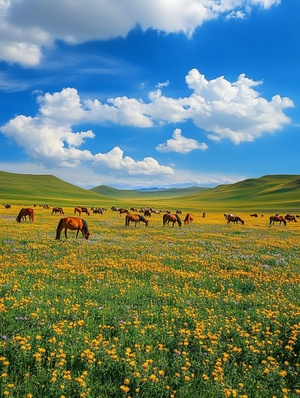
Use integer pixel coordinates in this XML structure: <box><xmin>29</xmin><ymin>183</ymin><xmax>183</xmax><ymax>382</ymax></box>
<box><xmin>163</xmin><ymin>213</ymin><xmax>182</xmax><ymax>227</ymax></box>
<box><xmin>16</xmin><ymin>208</ymin><xmax>35</xmax><ymax>223</ymax></box>
<box><xmin>227</xmin><ymin>215</ymin><xmax>244</xmax><ymax>225</ymax></box>
<box><xmin>125</xmin><ymin>213</ymin><xmax>149</xmax><ymax>227</ymax></box>
<box><xmin>52</xmin><ymin>207</ymin><xmax>64</xmax><ymax>215</ymax></box>
<box><xmin>55</xmin><ymin>217</ymin><xmax>90</xmax><ymax>240</ymax></box>
<box><xmin>119</xmin><ymin>208</ymin><xmax>129</xmax><ymax>215</ymax></box>
<box><xmin>74</xmin><ymin>206</ymin><xmax>90</xmax><ymax>216</ymax></box>
<box><xmin>270</xmin><ymin>215</ymin><xmax>286</xmax><ymax>226</ymax></box>
<box><xmin>285</xmin><ymin>214</ymin><xmax>297</xmax><ymax>222</ymax></box>
<box><xmin>184</xmin><ymin>213</ymin><xmax>194</xmax><ymax>225</ymax></box>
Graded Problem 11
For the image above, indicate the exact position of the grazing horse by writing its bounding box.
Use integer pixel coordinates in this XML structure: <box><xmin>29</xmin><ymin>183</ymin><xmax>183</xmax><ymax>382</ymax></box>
<box><xmin>52</xmin><ymin>207</ymin><xmax>64</xmax><ymax>215</ymax></box>
<box><xmin>55</xmin><ymin>217</ymin><xmax>90</xmax><ymax>240</ymax></box>
<box><xmin>143</xmin><ymin>209</ymin><xmax>152</xmax><ymax>217</ymax></box>
<box><xmin>269</xmin><ymin>215</ymin><xmax>286</xmax><ymax>226</ymax></box>
<box><xmin>3</xmin><ymin>204</ymin><xmax>11</xmax><ymax>209</ymax></box>
<box><xmin>119</xmin><ymin>208</ymin><xmax>129</xmax><ymax>215</ymax></box>
<box><xmin>184</xmin><ymin>213</ymin><xmax>194</xmax><ymax>225</ymax></box>
<box><xmin>74</xmin><ymin>206</ymin><xmax>90</xmax><ymax>216</ymax></box>
<box><xmin>125</xmin><ymin>213</ymin><xmax>149</xmax><ymax>227</ymax></box>
<box><xmin>16</xmin><ymin>208</ymin><xmax>35</xmax><ymax>223</ymax></box>
<box><xmin>92</xmin><ymin>208</ymin><xmax>104</xmax><ymax>214</ymax></box>
<box><xmin>250</xmin><ymin>213</ymin><xmax>258</xmax><ymax>217</ymax></box>
<box><xmin>224</xmin><ymin>213</ymin><xmax>234</xmax><ymax>220</ymax></box>
<box><xmin>163</xmin><ymin>213</ymin><xmax>182</xmax><ymax>227</ymax></box>
<box><xmin>285</xmin><ymin>214</ymin><xmax>297</xmax><ymax>222</ymax></box>
<box><xmin>227</xmin><ymin>215</ymin><xmax>244</xmax><ymax>225</ymax></box>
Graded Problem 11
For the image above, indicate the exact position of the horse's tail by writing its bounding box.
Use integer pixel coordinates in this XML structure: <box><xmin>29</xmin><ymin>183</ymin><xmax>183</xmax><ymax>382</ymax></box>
<box><xmin>125</xmin><ymin>215</ymin><xmax>129</xmax><ymax>226</ymax></box>
<box><xmin>55</xmin><ymin>218</ymin><xmax>64</xmax><ymax>239</ymax></box>
<box><xmin>163</xmin><ymin>214</ymin><xmax>166</xmax><ymax>226</ymax></box>
<box><xmin>176</xmin><ymin>214</ymin><xmax>182</xmax><ymax>227</ymax></box>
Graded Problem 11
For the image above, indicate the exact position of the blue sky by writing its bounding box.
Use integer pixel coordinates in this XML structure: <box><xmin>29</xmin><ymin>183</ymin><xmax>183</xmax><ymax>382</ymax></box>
<box><xmin>0</xmin><ymin>0</ymin><xmax>299</xmax><ymax>189</ymax></box>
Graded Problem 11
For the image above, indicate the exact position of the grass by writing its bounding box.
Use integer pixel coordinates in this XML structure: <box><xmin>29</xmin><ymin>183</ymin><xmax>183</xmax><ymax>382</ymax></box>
<box><xmin>0</xmin><ymin>206</ymin><xmax>299</xmax><ymax>397</ymax></box>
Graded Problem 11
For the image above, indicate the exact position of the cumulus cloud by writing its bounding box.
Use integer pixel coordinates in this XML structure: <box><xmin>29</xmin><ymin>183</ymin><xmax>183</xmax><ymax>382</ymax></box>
<box><xmin>156</xmin><ymin>128</ymin><xmax>208</xmax><ymax>153</ymax></box>
<box><xmin>0</xmin><ymin>67</ymin><xmax>293</xmax><ymax>175</ymax></box>
<box><xmin>94</xmin><ymin>147</ymin><xmax>174</xmax><ymax>176</ymax></box>
<box><xmin>184</xmin><ymin>69</ymin><xmax>293</xmax><ymax>143</ymax></box>
<box><xmin>0</xmin><ymin>0</ymin><xmax>281</xmax><ymax>66</ymax></box>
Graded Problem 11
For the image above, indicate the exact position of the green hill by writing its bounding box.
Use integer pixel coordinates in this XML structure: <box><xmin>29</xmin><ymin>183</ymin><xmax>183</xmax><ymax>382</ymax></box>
<box><xmin>0</xmin><ymin>171</ymin><xmax>106</xmax><ymax>206</ymax></box>
<box><xmin>1</xmin><ymin>171</ymin><xmax>300</xmax><ymax>211</ymax></box>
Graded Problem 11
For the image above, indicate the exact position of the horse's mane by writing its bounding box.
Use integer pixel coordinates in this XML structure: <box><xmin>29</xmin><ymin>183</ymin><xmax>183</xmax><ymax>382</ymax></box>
<box><xmin>57</xmin><ymin>218</ymin><xmax>64</xmax><ymax>229</ymax></box>
<box><xmin>175</xmin><ymin>214</ymin><xmax>182</xmax><ymax>226</ymax></box>
<box><xmin>138</xmin><ymin>215</ymin><xmax>147</xmax><ymax>223</ymax></box>
<box><xmin>82</xmin><ymin>219</ymin><xmax>90</xmax><ymax>235</ymax></box>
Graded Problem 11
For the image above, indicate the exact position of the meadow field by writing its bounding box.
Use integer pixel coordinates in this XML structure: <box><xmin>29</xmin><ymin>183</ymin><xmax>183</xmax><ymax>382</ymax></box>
<box><xmin>0</xmin><ymin>206</ymin><xmax>299</xmax><ymax>397</ymax></box>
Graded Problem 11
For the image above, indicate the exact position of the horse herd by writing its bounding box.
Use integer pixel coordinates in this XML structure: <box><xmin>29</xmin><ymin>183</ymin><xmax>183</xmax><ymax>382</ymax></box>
<box><xmin>12</xmin><ymin>206</ymin><xmax>298</xmax><ymax>240</ymax></box>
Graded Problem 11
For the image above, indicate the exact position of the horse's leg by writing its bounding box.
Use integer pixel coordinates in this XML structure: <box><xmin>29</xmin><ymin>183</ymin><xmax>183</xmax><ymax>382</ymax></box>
<box><xmin>64</xmin><ymin>228</ymin><xmax>68</xmax><ymax>239</ymax></box>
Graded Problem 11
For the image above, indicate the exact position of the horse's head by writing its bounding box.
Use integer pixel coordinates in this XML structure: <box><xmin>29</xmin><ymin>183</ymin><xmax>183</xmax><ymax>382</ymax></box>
<box><xmin>85</xmin><ymin>233</ymin><xmax>90</xmax><ymax>239</ymax></box>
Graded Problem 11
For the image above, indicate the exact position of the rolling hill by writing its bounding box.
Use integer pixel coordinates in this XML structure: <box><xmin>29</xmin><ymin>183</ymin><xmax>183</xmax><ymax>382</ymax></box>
<box><xmin>1</xmin><ymin>170</ymin><xmax>300</xmax><ymax>211</ymax></box>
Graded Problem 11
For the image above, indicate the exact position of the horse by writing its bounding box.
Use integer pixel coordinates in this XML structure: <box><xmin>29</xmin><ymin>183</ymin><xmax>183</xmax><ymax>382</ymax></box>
<box><xmin>125</xmin><ymin>213</ymin><xmax>149</xmax><ymax>227</ymax></box>
<box><xmin>227</xmin><ymin>215</ymin><xmax>244</xmax><ymax>225</ymax></box>
<box><xmin>184</xmin><ymin>213</ymin><xmax>194</xmax><ymax>225</ymax></box>
<box><xmin>163</xmin><ymin>213</ymin><xmax>182</xmax><ymax>227</ymax></box>
<box><xmin>250</xmin><ymin>213</ymin><xmax>258</xmax><ymax>217</ymax></box>
<box><xmin>119</xmin><ymin>208</ymin><xmax>129</xmax><ymax>215</ymax></box>
<box><xmin>285</xmin><ymin>214</ymin><xmax>297</xmax><ymax>222</ymax></box>
<box><xmin>16</xmin><ymin>208</ymin><xmax>35</xmax><ymax>223</ymax></box>
<box><xmin>3</xmin><ymin>204</ymin><xmax>11</xmax><ymax>209</ymax></box>
<box><xmin>74</xmin><ymin>206</ymin><xmax>90</xmax><ymax>216</ymax></box>
<box><xmin>91</xmin><ymin>207</ymin><xmax>104</xmax><ymax>214</ymax></box>
<box><xmin>55</xmin><ymin>217</ymin><xmax>90</xmax><ymax>240</ymax></box>
<box><xmin>143</xmin><ymin>209</ymin><xmax>152</xmax><ymax>217</ymax></box>
<box><xmin>269</xmin><ymin>215</ymin><xmax>286</xmax><ymax>226</ymax></box>
<box><xmin>224</xmin><ymin>213</ymin><xmax>234</xmax><ymax>220</ymax></box>
<box><xmin>52</xmin><ymin>207</ymin><xmax>64</xmax><ymax>215</ymax></box>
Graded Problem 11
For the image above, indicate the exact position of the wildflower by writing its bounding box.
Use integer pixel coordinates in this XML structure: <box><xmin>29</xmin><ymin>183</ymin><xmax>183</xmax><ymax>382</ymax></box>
<box><xmin>279</xmin><ymin>370</ymin><xmax>287</xmax><ymax>377</ymax></box>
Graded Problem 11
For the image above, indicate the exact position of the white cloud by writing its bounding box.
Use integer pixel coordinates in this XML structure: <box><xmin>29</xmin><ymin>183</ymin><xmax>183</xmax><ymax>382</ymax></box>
<box><xmin>156</xmin><ymin>128</ymin><xmax>208</xmax><ymax>153</ymax></box>
<box><xmin>0</xmin><ymin>0</ymin><xmax>280</xmax><ymax>66</ymax></box>
<box><xmin>93</xmin><ymin>147</ymin><xmax>174</xmax><ymax>176</ymax></box>
<box><xmin>0</xmin><ymin>68</ymin><xmax>293</xmax><ymax>174</ymax></box>
<box><xmin>184</xmin><ymin>69</ymin><xmax>293</xmax><ymax>143</ymax></box>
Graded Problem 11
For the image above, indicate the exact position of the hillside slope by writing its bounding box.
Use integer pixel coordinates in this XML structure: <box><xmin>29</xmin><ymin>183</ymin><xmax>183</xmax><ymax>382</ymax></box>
<box><xmin>0</xmin><ymin>171</ymin><xmax>105</xmax><ymax>206</ymax></box>
<box><xmin>1</xmin><ymin>171</ymin><xmax>300</xmax><ymax>211</ymax></box>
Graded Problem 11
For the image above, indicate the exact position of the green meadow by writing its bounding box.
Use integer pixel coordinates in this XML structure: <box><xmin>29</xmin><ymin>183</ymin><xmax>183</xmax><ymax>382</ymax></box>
<box><xmin>0</xmin><ymin>172</ymin><xmax>299</xmax><ymax>397</ymax></box>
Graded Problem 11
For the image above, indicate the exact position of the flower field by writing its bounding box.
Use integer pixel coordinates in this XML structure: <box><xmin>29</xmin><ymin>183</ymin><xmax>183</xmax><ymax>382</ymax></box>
<box><xmin>0</xmin><ymin>207</ymin><xmax>299</xmax><ymax>397</ymax></box>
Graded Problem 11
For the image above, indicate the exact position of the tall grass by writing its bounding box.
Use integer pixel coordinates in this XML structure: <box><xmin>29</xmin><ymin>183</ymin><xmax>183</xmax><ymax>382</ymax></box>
<box><xmin>0</xmin><ymin>207</ymin><xmax>300</xmax><ymax>397</ymax></box>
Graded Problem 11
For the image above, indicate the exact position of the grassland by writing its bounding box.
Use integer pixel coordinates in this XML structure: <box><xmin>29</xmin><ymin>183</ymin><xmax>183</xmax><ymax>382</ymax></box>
<box><xmin>0</xmin><ymin>204</ymin><xmax>299</xmax><ymax>397</ymax></box>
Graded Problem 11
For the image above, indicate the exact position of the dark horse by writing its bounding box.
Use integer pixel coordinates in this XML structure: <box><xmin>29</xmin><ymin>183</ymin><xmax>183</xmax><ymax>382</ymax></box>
<box><xmin>227</xmin><ymin>215</ymin><xmax>244</xmax><ymax>225</ymax></box>
<box><xmin>163</xmin><ymin>213</ymin><xmax>182</xmax><ymax>227</ymax></box>
<box><xmin>184</xmin><ymin>213</ymin><xmax>194</xmax><ymax>225</ymax></box>
<box><xmin>52</xmin><ymin>207</ymin><xmax>64</xmax><ymax>215</ymax></box>
<box><xmin>270</xmin><ymin>215</ymin><xmax>286</xmax><ymax>226</ymax></box>
<box><xmin>74</xmin><ymin>206</ymin><xmax>90</xmax><ymax>216</ymax></box>
<box><xmin>55</xmin><ymin>217</ymin><xmax>90</xmax><ymax>240</ymax></box>
<box><xmin>125</xmin><ymin>213</ymin><xmax>149</xmax><ymax>227</ymax></box>
<box><xmin>16</xmin><ymin>208</ymin><xmax>35</xmax><ymax>223</ymax></box>
<box><xmin>285</xmin><ymin>214</ymin><xmax>297</xmax><ymax>222</ymax></box>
